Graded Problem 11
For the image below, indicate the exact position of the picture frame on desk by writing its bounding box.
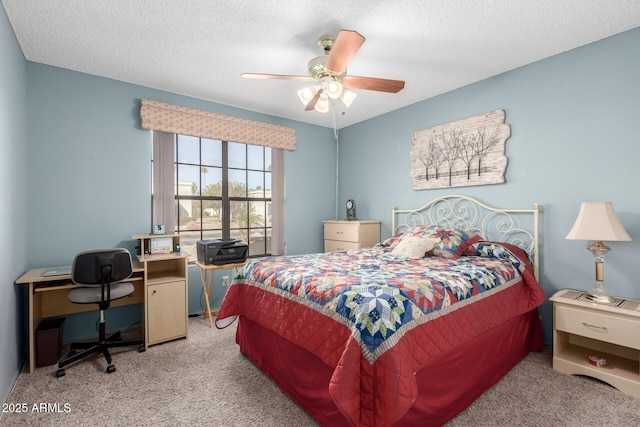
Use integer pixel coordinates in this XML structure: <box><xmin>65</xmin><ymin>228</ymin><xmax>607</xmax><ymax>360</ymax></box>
<box><xmin>149</xmin><ymin>237</ymin><xmax>172</xmax><ymax>255</ymax></box>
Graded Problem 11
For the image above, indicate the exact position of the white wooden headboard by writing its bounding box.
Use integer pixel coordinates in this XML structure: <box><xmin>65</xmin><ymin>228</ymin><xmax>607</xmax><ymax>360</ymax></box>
<box><xmin>392</xmin><ymin>195</ymin><xmax>540</xmax><ymax>279</ymax></box>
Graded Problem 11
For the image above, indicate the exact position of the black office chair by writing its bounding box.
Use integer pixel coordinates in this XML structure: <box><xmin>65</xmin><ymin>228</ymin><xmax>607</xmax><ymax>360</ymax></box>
<box><xmin>56</xmin><ymin>249</ymin><xmax>144</xmax><ymax>378</ymax></box>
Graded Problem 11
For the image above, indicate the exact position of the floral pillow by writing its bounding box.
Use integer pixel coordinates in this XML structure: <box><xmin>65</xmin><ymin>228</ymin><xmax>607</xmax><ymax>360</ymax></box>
<box><xmin>463</xmin><ymin>241</ymin><xmax>486</xmax><ymax>257</ymax></box>
<box><xmin>390</xmin><ymin>236</ymin><xmax>440</xmax><ymax>259</ymax></box>
<box><xmin>390</xmin><ymin>225</ymin><xmax>481</xmax><ymax>259</ymax></box>
<box><xmin>463</xmin><ymin>241</ymin><xmax>526</xmax><ymax>273</ymax></box>
<box><xmin>429</xmin><ymin>227</ymin><xmax>482</xmax><ymax>259</ymax></box>
<box><xmin>381</xmin><ymin>233</ymin><xmax>404</xmax><ymax>249</ymax></box>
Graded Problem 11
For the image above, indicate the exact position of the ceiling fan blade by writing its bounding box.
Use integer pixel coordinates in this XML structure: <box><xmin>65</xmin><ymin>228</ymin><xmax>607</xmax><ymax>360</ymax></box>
<box><xmin>305</xmin><ymin>88</ymin><xmax>323</xmax><ymax>111</ymax></box>
<box><xmin>242</xmin><ymin>73</ymin><xmax>312</xmax><ymax>82</ymax></box>
<box><xmin>325</xmin><ymin>30</ymin><xmax>365</xmax><ymax>73</ymax></box>
<box><xmin>343</xmin><ymin>75</ymin><xmax>405</xmax><ymax>93</ymax></box>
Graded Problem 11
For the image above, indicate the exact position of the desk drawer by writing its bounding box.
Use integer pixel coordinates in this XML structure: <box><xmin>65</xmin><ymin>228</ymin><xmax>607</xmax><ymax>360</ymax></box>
<box><xmin>40</xmin><ymin>279</ymin><xmax>143</xmax><ymax>317</ymax></box>
<box><xmin>324</xmin><ymin>222</ymin><xmax>359</xmax><ymax>242</ymax></box>
<box><xmin>555</xmin><ymin>305</ymin><xmax>640</xmax><ymax>350</ymax></box>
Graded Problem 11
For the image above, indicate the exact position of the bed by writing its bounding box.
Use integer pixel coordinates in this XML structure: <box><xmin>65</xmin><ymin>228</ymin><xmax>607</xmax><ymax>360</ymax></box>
<box><xmin>216</xmin><ymin>195</ymin><xmax>545</xmax><ymax>426</ymax></box>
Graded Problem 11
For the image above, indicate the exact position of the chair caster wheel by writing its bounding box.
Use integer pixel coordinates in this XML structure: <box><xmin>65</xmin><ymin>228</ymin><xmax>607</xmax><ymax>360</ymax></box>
<box><xmin>56</xmin><ymin>369</ymin><xmax>65</xmax><ymax>378</ymax></box>
<box><xmin>106</xmin><ymin>365</ymin><xmax>116</xmax><ymax>374</ymax></box>
<box><xmin>138</xmin><ymin>344</ymin><xmax>146</xmax><ymax>353</ymax></box>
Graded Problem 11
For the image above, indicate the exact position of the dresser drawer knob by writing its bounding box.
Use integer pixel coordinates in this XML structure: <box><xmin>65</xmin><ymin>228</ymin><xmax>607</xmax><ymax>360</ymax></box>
<box><xmin>582</xmin><ymin>322</ymin><xmax>607</xmax><ymax>332</ymax></box>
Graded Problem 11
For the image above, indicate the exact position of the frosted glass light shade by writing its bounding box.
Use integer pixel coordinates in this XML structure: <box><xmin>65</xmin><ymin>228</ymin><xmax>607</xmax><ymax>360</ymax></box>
<box><xmin>297</xmin><ymin>86</ymin><xmax>317</xmax><ymax>105</ymax></box>
<box><xmin>297</xmin><ymin>83</ymin><xmax>355</xmax><ymax>113</ymax></box>
<box><xmin>314</xmin><ymin>96</ymin><xmax>329</xmax><ymax>113</ymax></box>
<box><xmin>340</xmin><ymin>90</ymin><xmax>357</xmax><ymax>108</ymax></box>
<box><xmin>326</xmin><ymin>80</ymin><xmax>343</xmax><ymax>99</ymax></box>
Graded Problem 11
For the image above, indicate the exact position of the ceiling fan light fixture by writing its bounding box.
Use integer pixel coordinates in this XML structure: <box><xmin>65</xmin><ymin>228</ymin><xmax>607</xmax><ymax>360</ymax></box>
<box><xmin>297</xmin><ymin>86</ymin><xmax>317</xmax><ymax>106</ymax></box>
<box><xmin>326</xmin><ymin>79</ymin><xmax>343</xmax><ymax>99</ymax></box>
<box><xmin>243</xmin><ymin>30</ymin><xmax>405</xmax><ymax>116</ymax></box>
<box><xmin>340</xmin><ymin>89</ymin><xmax>357</xmax><ymax>108</ymax></box>
<box><xmin>315</xmin><ymin>96</ymin><xmax>329</xmax><ymax>113</ymax></box>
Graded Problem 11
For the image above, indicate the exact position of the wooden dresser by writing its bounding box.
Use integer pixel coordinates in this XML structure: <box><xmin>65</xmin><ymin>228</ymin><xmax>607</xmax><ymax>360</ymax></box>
<box><xmin>323</xmin><ymin>220</ymin><xmax>381</xmax><ymax>252</ymax></box>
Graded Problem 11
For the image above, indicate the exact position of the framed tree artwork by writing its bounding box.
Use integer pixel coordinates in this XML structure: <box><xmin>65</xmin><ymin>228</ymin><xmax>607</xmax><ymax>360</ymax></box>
<box><xmin>410</xmin><ymin>110</ymin><xmax>510</xmax><ymax>190</ymax></box>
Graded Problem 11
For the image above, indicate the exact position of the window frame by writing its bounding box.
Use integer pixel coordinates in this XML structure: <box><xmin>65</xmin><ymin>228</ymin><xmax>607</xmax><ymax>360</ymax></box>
<box><xmin>153</xmin><ymin>133</ymin><xmax>276</xmax><ymax>262</ymax></box>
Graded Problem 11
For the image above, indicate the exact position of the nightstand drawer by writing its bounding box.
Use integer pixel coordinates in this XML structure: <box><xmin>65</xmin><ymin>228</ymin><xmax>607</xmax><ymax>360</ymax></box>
<box><xmin>324</xmin><ymin>222</ymin><xmax>359</xmax><ymax>242</ymax></box>
<box><xmin>324</xmin><ymin>239</ymin><xmax>360</xmax><ymax>252</ymax></box>
<box><xmin>555</xmin><ymin>305</ymin><xmax>640</xmax><ymax>349</ymax></box>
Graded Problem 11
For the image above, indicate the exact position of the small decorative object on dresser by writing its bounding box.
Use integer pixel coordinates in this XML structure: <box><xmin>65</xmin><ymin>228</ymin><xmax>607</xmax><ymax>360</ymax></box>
<box><xmin>323</xmin><ymin>220</ymin><xmax>380</xmax><ymax>252</ymax></box>
<box><xmin>345</xmin><ymin>199</ymin><xmax>357</xmax><ymax>221</ymax></box>
<box><xmin>550</xmin><ymin>289</ymin><xmax>640</xmax><ymax>398</ymax></box>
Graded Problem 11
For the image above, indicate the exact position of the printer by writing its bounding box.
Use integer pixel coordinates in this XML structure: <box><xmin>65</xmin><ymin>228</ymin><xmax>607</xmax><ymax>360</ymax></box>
<box><xmin>197</xmin><ymin>239</ymin><xmax>248</xmax><ymax>265</ymax></box>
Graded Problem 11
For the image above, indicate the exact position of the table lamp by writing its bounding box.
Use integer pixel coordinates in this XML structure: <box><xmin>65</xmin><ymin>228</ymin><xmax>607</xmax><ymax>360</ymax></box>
<box><xmin>565</xmin><ymin>202</ymin><xmax>631</xmax><ymax>303</ymax></box>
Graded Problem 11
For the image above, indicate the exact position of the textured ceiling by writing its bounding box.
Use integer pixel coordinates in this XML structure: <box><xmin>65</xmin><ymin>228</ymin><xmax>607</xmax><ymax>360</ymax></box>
<box><xmin>3</xmin><ymin>0</ymin><xmax>640</xmax><ymax>129</ymax></box>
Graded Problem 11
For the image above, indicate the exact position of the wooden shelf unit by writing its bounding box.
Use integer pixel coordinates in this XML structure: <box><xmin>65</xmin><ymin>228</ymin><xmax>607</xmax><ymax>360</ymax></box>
<box><xmin>132</xmin><ymin>234</ymin><xmax>189</xmax><ymax>348</ymax></box>
<box><xmin>550</xmin><ymin>289</ymin><xmax>640</xmax><ymax>398</ymax></box>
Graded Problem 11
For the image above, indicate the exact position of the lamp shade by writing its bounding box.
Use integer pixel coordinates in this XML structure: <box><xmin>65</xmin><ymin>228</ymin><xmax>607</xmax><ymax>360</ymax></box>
<box><xmin>565</xmin><ymin>202</ymin><xmax>631</xmax><ymax>241</ymax></box>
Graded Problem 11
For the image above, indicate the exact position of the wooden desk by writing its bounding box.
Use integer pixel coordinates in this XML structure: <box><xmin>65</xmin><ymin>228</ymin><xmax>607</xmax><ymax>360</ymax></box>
<box><xmin>16</xmin><ymin>236</ymin><xmax>190</xmax><ymax>374</ymax></box>
<box><xmin>15</xmin><ymin>264</ymin><xmax>145</xmax><ymax>374</ymax></box>
<box><xmin>195</xmin><ymin>261</ymin><xmax>247</xmax><ymax>328</ymax></box>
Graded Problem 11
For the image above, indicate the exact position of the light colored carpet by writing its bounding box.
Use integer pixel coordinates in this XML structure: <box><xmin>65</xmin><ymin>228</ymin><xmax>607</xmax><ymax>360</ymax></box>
<box><xmin>2</xmin><ymin>317</ymin><xmax>639</xmax><ymax>426</ymax></box>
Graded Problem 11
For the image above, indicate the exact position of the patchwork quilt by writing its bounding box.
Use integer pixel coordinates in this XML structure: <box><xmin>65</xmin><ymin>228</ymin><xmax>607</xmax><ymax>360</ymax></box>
<box><xmin>216</xmin><ymin>242</ymin><xmax>545</xmax><ymax>426</ymax></box>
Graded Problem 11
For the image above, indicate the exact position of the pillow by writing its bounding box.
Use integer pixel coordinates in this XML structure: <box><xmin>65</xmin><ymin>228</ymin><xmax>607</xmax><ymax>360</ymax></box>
<box><xmin>393</xmin><ymin>225</ymin><xmax>481</xmax><ymax>259</ymax></box>
<box><xmin>391</xmin><ymin>236</ymin><xmax>440</xmax><ymax>259</ymax></box>
<box><xmin>384</xmin><ymin>225</ymin><xmax>434</xmax><ymax>249</ymax></box>
<box><xmin>384</xmin><ymin>225</ymin><xmax>481</xmax><ymax>259</ymax></box>
<box><xmin>381</xmin><ymin>233</ymin><xmax>404</xmax><ymax>249</ymax></box>
<box><xmin>462</xmin><ymin>241</ymin><xmax>526</xmax><ymax>273</ymax></box>
<box><xmin>430</xmin><ymin>228</ymin><xmax>482</xmax><ymax>259</ymax></box>
<box><xmin>463</xmin><ymin>241</ymin><xmax>484</xmax><ymax>257</ymax></box>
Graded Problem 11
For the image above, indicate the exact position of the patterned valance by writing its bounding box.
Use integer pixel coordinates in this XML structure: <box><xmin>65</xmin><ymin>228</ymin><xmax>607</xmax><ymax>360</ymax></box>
<box><xmin>140</xmin><ymin>99</ymin><xmax>296</xmax><ymax>150</ymax></box>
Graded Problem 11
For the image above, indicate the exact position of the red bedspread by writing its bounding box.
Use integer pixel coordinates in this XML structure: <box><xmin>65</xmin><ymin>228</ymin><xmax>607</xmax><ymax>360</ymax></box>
<box><xmin>216</xmin><ymin>243</ymin><xmax>545</xmax><ymax>426</ymax></box>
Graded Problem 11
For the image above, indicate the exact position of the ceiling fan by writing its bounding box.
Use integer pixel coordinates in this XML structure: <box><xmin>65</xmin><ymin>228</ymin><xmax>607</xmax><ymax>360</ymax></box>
<box><xmin>242</xmin><ymin>30</ymin><xmax>405</xmax><ymax>113</ymax></box>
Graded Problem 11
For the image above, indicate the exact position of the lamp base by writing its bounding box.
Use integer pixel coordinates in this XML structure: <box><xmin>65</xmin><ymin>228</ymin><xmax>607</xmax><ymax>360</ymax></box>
<box><xmin>586</xmin><ymin>282</ymin><xmax>615</xmax><ymax>304</ymax></box>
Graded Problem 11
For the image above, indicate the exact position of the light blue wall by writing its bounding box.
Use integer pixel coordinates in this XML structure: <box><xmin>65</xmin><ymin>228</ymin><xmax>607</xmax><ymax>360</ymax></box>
<box><xmin>339</xmin><ymin>27</ymin><xmax>640</xmax><ymax>344</ymax></box>
<box><xmin>25</xmin><ymin>63</ymin><xmax>336</xmax><ymax>325</ymax></box>
<box><xmin>25</xmin><ymin>65</ymin><xmax>335</xmax><ymax>264</ymax></box>
<box><xmin>0</xmin><ymin>5</ymin><xmax>29</xmax><ymax>404</ymax></box>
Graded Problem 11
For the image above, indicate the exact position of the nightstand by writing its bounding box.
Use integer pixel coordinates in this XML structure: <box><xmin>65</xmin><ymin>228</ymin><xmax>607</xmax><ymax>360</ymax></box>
<box><xmin>550</xmin><ymin>289</ymin><xmax>640</xmax><ymax>397</ymax></box>
<box><xmin>323</xmin><ymin>220</ymin><xmax>381</xmax><ymax>252</ymax></box>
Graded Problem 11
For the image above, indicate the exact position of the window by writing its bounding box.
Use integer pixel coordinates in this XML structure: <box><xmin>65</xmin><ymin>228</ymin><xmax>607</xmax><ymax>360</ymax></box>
<box><xmin>154</xmin><ymin>134</ymin><xmax>274</xmax><ymax>262</ymax></box>
<box><xmin>143</xmin><ymin>102</ymin><xmax>290</xmax><ymax>260</ymax></box>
